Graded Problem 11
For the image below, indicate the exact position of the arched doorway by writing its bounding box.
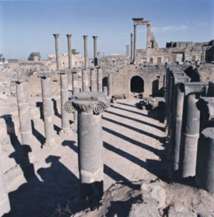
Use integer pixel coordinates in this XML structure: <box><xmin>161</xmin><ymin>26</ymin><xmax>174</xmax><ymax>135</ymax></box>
<box><xmin>102</xmin><ymin>77</ymin><xmax>108</xmax><ymax>92</ymax></box>
<box><xmin>130</xmin><ymin>76</ymin><xmax>144</xmax><ymax>93</ymax></box>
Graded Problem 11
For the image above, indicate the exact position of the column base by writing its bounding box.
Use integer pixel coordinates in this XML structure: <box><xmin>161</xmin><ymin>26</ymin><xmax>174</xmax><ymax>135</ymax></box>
<box><xmin>80</xmin><ymin>181</ymin><xmax>103</xmax><ymax>205</ymax></box>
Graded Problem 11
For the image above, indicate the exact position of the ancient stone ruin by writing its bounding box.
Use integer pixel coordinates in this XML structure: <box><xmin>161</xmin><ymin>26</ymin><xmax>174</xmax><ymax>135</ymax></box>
<box><xmin>0</xmin><ymin>17</ymin><xmax>214</xmax><ymax>217</ymax></box>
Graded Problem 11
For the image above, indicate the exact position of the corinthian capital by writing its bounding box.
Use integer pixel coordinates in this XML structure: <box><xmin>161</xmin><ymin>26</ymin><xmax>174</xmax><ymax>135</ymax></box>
<box><xmin>64</xmin><ymin>92</ymin><xmax>109</xmax><ymax>115</ymax></box>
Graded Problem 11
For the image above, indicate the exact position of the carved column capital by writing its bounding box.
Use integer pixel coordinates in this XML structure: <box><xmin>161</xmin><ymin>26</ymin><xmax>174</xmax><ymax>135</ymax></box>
<box><xmin>65</xmin><ymin>93</ymin><xmax>109</xmax><ymax>115</ymax></box>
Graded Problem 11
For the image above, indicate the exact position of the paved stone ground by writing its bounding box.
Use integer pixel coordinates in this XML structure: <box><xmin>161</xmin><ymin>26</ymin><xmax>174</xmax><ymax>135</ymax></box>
<box><xmin>1</xmin><ymin>98</ymin><xmax>166</xmax><ymax>217</ymax></box>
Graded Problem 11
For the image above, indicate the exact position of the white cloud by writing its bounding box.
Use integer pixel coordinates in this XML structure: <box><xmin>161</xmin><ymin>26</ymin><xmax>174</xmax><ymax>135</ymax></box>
<box><xmin>153</xmin><ymin>25</ymin><xmax>189</xmax><ymax>33</ymax></box>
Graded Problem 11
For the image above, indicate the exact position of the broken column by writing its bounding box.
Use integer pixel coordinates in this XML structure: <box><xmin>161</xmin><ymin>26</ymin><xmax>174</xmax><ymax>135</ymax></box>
<box><xmin>93</xmin><ymin>35</ymin><xmax>98</xmax><ymax>66</ymax></box>
<box><xmin>16</xmin><ymin>80</ymin><xmax>32</xmax><ymax>147</ymax></box>
<box><xmin>0</xmin><ymin>146</ymin><xmax>10</xmax><ymax>216</ymax></box>
<box><xmin>83</xmin><ymin>35</ymin><xmax>88</xmax><ymax>69</ymax></box>
<box><xmin>66</xmin><ymin>93</ymin><xmax>108</xmax><ymax>199</ymax></box>
<box><xmin>59</xmin><ymin>70</ymin><xmax>70</xmax><ymax>134</ymax></box>
<box><xmin>40</xmin><ymin>75</ymin><xmax>55</xmax><ymax>146</ymax></box>
<box><xmin>53</xmin><ymin>33</ymin><xmax>60</xmax><ymax>70</ymax></box>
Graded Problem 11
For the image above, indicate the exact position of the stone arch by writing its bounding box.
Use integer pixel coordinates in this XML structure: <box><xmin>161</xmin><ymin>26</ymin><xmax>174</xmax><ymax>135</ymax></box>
<box><xmin>130</xmin><ymin>75</ymin><xmax>144</xmax><ymax>93</ymax></box>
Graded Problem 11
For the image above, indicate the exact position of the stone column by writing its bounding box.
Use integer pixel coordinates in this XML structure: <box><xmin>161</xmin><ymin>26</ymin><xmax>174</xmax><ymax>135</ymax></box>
<box><xmin>16</xmin><ymin>80</ymin><xmax>32</xmax><ymax>146</ymax></box>
<box><xmin>146</xmin><ymin>23</ymin><xmax>152</xmax><ymax>49</ymax></box>
<box><xmin>0</xmin><ymin>146</ymin><xmax>10</xmax><ymax>216</ymax></box>
<box><xmin>196</xmin><ymin>127</ymin><xmax>214</xmax><ymax>193</ymax></box>
<box><xmin>130</xmin><ymin>32</ymin><xmax>133</xmax><ymax>63</ymax></box>
<box><xmin>93</xmin><ymin>36</ymin><xmax>98</xmax><ymax>66</ymax></box>
<box><xmin>59</xmin><ymin>71</ymin><xmax>70</xmax><ymax>134</ymax></box>
<box><xmin>132</xmin><ymin>24</ymin><xmax>137</xmax><ymax>64</ymax></box>
<box><xmin>181</xmin><ymin>94</ymin><xmax>200</xmax><ymax>178</ymax></box>
<box><xmin>67</xmin><ymin>93</ymin><xmax>108</xmax><ymax>199</ymax></box>
<box><xmin>90</xmin><ymin>67</ymin><xmax>96</xmax><ymax>92</ymax></box>
<box><xmin>72</xmin><ymin>71</ymin><xmax>79</xmax><ymax>94</ymax></box>
<box><xmin>97</xmin><ymin>67</ymin><xmax>103</xmax><ymax>92</ymax></box>
<box><xmin>83</xmin><ymin>35</ymin><xmax>88</xmax><ymax>69</ymax></box>
<box><xmin>66</xmin><ymin>33</ymin><xmax>72</xmax><ymax>69</ymax></box>
<box><xmin>81</xmin><ymin>69</ymin><xmax>86</xmax><ymax>92</ymax></box>
<box><xmin>66</xmin><ymin>34</ymin><xmax>73</xmax><ymax>89</ymax></box>
<box><xmin>53</xmin><ymin>33</ymin><xmax>60</xmax><ymax>70</ymax></box>
<box><xmin>108</xmin><ymin>73</ymin><xmax>112</xmax><ymax>96</ymax></box>
<box><xmin>173</xmin><ymin>84</ymin><xmax>185</xmax><ymax>171</ymax></box>
<box><xmin>41</xmin><ymin>76</ymin><xmax>55</xmax><ymax>146</ymax></box>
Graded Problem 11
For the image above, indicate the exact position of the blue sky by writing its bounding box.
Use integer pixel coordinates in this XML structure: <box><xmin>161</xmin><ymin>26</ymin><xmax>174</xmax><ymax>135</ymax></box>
<box><xmin>0</xmin><ymin>0</ymin><xmax>214</xmax><ymax>59</ymax></box>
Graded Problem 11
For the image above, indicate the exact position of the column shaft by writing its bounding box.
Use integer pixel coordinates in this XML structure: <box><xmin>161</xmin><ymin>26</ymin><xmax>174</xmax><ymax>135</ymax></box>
<box><xmin>60</xmin><ymin>72</ymin><xmax>70</xmax><ymax>133</ymax></box>
<box><xmin>81</xmin><ymin>69</ymin><xmax>86</xmax><ymax>92</ymax></box>
<box><xmin>53</xmin><ymin>34</ymin><xmax>60</xmax><ymax>70</ymax></box>
<box><xmin>66</xmin><ymin>34</ymin><xmax>72</xmax><ymax>69</ymax></box>
<box><xmin>181</xmin><ymin>94</ymin><xmax>200</xmax><ymax>177</ymax></box>
<box><xmin>130</xmin><ymin>33</ymin><xmax>133</xmax><ymax>63</ymax></box>
<box><xmin>93</xmin><ymin>36</ymin><xmax>98</xmax><ymax>66</ymax></box>
<box><xmin>41</xmin><ymin>76</ymin><xmax>55</xmax><ymax>145</ymax></box>
<box><xmin>16</xmin><ymin>81</ymin><xmax>31</xmax><ymax>146</ymax></box>
<box><xmin>67</xmin><ymin>34</ymin><xmax>72</xmax><ymax>89</ymax></box>
<box><xmin>90</xmin><ymin>68</ymin><xmax>95</xmax><ymax>92</ymax></box>
<box><xmin>108</xmin><ymin>74</ymin><xmax>112</xmax><ymax>96</ymax></box>
<box><xmin>173</xmin><ymin>84</ymin><xmax>185</xmax><ymax>171</ymax></box>
<box><xmin>196</xmin><ymin>127</ymin><xmax>214</xmax><ymax>193</ymax></box>
<box><xmin>97</xmin><ymin>68</ymin><xmax>102</xmax><ymax>92</ymax></box>
<box><xmin>83</xmin><ymin>35</ymin><xmax>88</xmax><ymax>69</ymax></box>
<box><xmin>132</xmin><ymin>24</ymin><xmax>137</xmax><ymax>64</ymax></box>
<box><xmin>78</xmin><ymin>111</ymin><xmax>103</xmax><ymax>184</ymax></box>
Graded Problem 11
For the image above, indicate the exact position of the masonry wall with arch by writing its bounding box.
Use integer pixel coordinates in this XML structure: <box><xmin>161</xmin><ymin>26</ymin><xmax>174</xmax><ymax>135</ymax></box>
<box><xmin>108</xmin><ymin>64</ymin><xmax>165</xmax><ymax>98</ymax></box>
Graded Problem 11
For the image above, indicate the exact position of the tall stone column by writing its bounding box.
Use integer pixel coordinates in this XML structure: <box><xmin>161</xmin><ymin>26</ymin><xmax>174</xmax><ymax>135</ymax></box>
<box><xmin>59</xmin><ymin>71</ymin><xmax>70</xmax><ymax>134</ymax></box>
<box><xmin>108</xmin><ymin>73</ymin><xmax>112</xmax><ymax>96</ymax></box>
<box><xmin>196</xmin><ymin>127</ymin><xmax>214</xmax><ymax>193</ymax></box>
<box><xmin>97</xmin><ymin>67</ymin><xmax>103</xmax><ymax>92</ymax></box>
<box><xmin>130</xmin><ymin>32</ymin><xmax>133</xmax><ymax>63</ymax></box>
<box><xmin>83</xmin><ymin>35</ymin><xmax>88</xmax><ymax>69</ymax></box>
<box><xmin>132</xmin><ymin>24</ymin><xmax>137</xmax><ymax>64</ymax></box>
<box><xmin>66</xmin><ymin>93</ymin><xmax>108</xmax><ymax>199</ymax></box>
<box><xmin>66</xmin><ymin>33</ymin><xmax>72</xmax><ymax>69</ymax></box>
<box><xmin>66</xmin><ymin>34</ymin><xmax>73</xmax><ymax>89</ymax></box>
<box><xmin>40</xmin><ymin>75</ymin><xmax>55</xmax><ymax>146</ymax></box>
<box><xmin>173</xmin><ymin>83</ymin><xmax>185</xmax><ymax>171</ymax></box>
<box><xmin>93</xmin><ymin>36</ymin><xmax>98</xmax><ymax>66</ymax></box>
<box><xmin>0</xmin><ymin>146</ymin><xmax>10</xmax><ymax>215</ymax></box>
<box><xmin>181</xmin><ymin>94</ymin><xmax>200</xmax><ymax>178</ymax></box>
<box><xmin>16</xmin><ymin>80</ymin><xmax>32</xmax><ymax>147</ymax></box>
<box><xmin>53</xmin><ymin>33</ymin><xmax>60</xmax><ymax>70</ymax></box>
